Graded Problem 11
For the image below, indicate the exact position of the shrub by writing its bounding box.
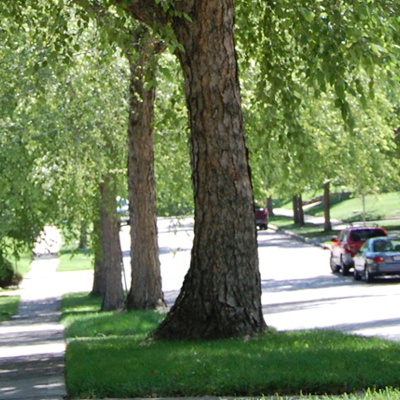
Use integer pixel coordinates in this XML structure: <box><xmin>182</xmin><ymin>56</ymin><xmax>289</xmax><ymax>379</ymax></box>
<box><xmin>0</xmin><ymin>253</ymin><xmax>22</xmax><ymax>288</ymax></box>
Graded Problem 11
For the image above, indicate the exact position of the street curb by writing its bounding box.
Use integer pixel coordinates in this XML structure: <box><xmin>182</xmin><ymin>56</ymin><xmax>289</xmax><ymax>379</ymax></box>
<box><xmin>267</xmin><ymin>224</ymin><xmax>330</xmax><ymax>250</ymax></box>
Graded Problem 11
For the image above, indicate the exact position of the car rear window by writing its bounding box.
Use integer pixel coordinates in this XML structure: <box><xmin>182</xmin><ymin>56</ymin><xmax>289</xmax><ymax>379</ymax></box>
<box><xmin>349</xmin><ymin>229</ymin><xmax>386</xmax><ymax>241</ymax></box>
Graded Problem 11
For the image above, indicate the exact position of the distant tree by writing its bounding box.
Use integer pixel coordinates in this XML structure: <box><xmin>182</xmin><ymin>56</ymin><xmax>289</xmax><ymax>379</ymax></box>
<box><xmin>1</xmin><ymin>5</ymin><xmax>129</xmax><ymax>308</ymax></box>
<box><xmin>125</xmin><ymin>27</ymin><xmax>165</xmax><ymax>310</ymax></box>
<box><xmin>98</xmin><ymin>176</ymin><xmax>124</xmax><ymax>311</ymax></box>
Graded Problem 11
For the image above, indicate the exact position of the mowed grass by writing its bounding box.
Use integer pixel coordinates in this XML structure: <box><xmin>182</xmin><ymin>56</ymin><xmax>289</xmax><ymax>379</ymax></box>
<box><xmin>286</xmin><ymin>192</ymin><xmax>400</xmax><ymax>222</ymax></box>
<box><xmin>329</xmin><ymin>192</ymin><xmax>400</xmax><ymax>222</ymax></box>
<box><xmin>13</xmin><ymin>253</ymin><xmax>32</xmax><ymax>277</ymax></box>
<box><xmin>0</xmin><ymin>253</ymin><xmax>31</xmax><ymax>321</ymax></box>
<box><xmin>57</xmin><ymin>249</ymin><xmax>93</xmax><ymax>272</ymax></box>
<box><xmin>271</xmin><ymin>192</ymin><xmax>400</xmax><ymax>241</ymax></box>
<box><xmin>63</xmin><ymin>293</ymin><xmax>400</xmax><ymax>399</ymax></box>
<box><xmin>0</xmin><ymin>295</ymin><xmax>20</xmax><ymax>321</ymax></box>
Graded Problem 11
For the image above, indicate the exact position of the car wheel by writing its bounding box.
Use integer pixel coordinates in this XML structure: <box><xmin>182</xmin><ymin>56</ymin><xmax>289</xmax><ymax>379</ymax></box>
<box><xmin>364</xmin><ymin>267</ymin><xmax>374</xmax><ymax>283</ymax></box>
<box><xmin>340</xmin><ymin>257</ymin><xmax>350</xmax><ymax>276</ymax></box>
<box><xmin>330</xmin><ymin>255</ymin><xmax>340</xmax><ymax>273</ymax></box>
<box><xmin>353</xmin><ymin>268</ymin><xmax>361</xmax><ymax>281</ymax></box>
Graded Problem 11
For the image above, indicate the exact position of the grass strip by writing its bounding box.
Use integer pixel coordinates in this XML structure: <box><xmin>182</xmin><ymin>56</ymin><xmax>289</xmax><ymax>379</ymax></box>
<box><xmin>57</xmin><ymin>250</ymin><xmax>93</xmax><ymax>272</ymax></box>
<box><xmin>0</xmin><ymin>295</ymin><xmax>20</xmax><ymax>321</ymax></box>
<box><xmin>63</xmin><ymin>293</ymin><xmax>400</xmax><ymax>399</ymax></box>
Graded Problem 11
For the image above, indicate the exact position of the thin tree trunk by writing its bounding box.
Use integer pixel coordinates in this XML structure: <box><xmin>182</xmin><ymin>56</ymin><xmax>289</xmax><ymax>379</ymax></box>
<box><xmin>78</xmin><ymin>220</ymin><xmax>88</xmax><ymax>251</ymax></box>
<box><xmin>298</xmin><ymin>194</ymin><xmax>304</xmax><ymax>227</ymax></box>
<box><xmin>323</xmin><ymin>181</ymin><xmax>332</xmax><ymax>232</ymax></box>
<box><xmin>267</xmin><ymin>196</ymin><xmax>274</xmax><ymax>216</ymax></box>
<box><xmin>293</xmin><ymin>195</ymin><xmax>300</xmax><ymax>224</ymax></box>
<box><xmin>152</xmin><ymin>1</ymin><xmax>266</xmax><ymax>340</ymax></box>
<box><xmin>91</xmin><ymin>216</ymin><xmax>106</xmax><ymax>297</ymax></box>
<box><xmin>293</xmin><ymin>195</ymin><xmax>304</xmax><ymax>226</ymax></box>
<box><xmin>99</xmin><ymin>177</ymin><xmax>124</xmax><ymax>311</ymax></box>
<box><xmin>125</xmin><ymin>28</ymin><xmax>165</xmax><ymax>310</ymax></box>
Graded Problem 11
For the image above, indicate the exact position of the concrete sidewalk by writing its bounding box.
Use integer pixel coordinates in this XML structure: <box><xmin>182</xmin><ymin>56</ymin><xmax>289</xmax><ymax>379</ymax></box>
<box><xmin>0</xmin><ymin>256</ymin><xmax>93</xmax><ymax>400</ymax></box>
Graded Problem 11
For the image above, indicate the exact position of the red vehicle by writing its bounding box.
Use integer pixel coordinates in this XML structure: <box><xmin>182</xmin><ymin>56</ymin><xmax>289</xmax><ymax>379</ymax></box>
<box><xmin>255</xmin><ymin>204</ymin><xmax>269</xmax><ymax>230</ymax></box>
<box><xmin>330</xmin><ymin>226</ymin><xmax>387</xmax><ymax>276</ymax></box>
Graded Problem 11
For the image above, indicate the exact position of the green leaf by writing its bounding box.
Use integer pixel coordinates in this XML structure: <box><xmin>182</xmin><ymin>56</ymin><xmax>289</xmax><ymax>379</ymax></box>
<box><xmin>299</xmin><ymin>7</ymin><xmax>315</xmax><ymax>23</ymax></box>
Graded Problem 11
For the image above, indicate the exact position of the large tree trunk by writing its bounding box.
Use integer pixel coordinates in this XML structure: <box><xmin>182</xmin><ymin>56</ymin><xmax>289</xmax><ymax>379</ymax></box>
<box><xmin>152</xmin><ymin>1</ymin><xmax>266</xmax><ymax>339</ymax></box>
<box><xmin>323</xmin><ymin>181</ymin><xmax>332</xmax><ymax>232</ymax></box>
<box><xmin>125</xmin><ymin>29</ymin><xmax>165</xmax><ymax>310</ymax></box>
<box><xmin>98</xmin><ymin>177</ymin><xmax>124</xmax><ymax>311</ymax></box>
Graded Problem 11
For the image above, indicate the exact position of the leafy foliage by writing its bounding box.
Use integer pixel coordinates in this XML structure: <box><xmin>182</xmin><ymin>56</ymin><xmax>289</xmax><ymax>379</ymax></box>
<box><xmin>2</xmin><ymin>0</ymin><xmax>400</xmax><ymax>236</ymax></box>
<box><xmin>0</xmin><ymin>4</ymin><xmax>129</xmax><ymax>253</ymax></box>
<box><xmin>154</xmin><ymin>52</ymin><xmax>193</xmax><ymax>216</ymax></box>
<box><xmin>237</xmin><ymin>0</ymin><xmax>400</xmax><ymax>200</ymax></box>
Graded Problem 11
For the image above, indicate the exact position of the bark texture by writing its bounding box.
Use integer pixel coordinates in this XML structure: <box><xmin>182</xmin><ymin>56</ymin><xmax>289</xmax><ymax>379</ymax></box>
<box><xmin>91</xmin><ymin>217</ymin><xmax>106</xmax><ymax>297</ymax></box>
<box><xmin>118</xmin><ymin>0</ymin><xmax>266</xmax><ymax>339</ymax></box>
<box><xmin>151</xmin><ymin>0</ymin><xmax>266</xmax><ymax>339</ymax></box>
<box><xmin>292</xmin><ymin>195</ymin><xmax>304</xmax><ymax>226</ymax></box>
<box><xmin>125</xmin><ymin>29</ymin><xmax>165</xmax><ymax>310</ymax></box>
<box><xmin>98</xmin><ymin>177</ymin><xmax>124</xmax><ymax>311</ymax></box>
<box><xmin>267</xmin><ymin>196</ymin><xmax>274</xmax><ymax>216</ymax></box>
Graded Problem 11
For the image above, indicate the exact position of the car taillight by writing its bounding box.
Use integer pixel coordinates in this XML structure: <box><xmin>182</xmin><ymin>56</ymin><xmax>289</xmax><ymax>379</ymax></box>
<box><xmin>372</xmin><ymin>256</ymin><xmax>385</xmax><ymax>263</ymax></box>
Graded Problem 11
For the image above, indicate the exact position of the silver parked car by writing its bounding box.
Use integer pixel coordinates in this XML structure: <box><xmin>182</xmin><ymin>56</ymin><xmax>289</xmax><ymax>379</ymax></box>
<box><xmin>353</xmin><ymin>236</ymin><xmax>400</xmax><ymax>283</ymax></box>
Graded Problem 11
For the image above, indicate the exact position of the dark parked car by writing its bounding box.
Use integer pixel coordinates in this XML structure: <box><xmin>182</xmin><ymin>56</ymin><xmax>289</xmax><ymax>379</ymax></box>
<box><xmin>330</xmin><ymin>226</ymin><xmax>387</xmax><ymax>275</ymax></box>
<box><xmin>255</xmin><ymin>204</ymin><xmax>269</xmax><ymax>230</ymax></box>
<box><xmin>353</xmin><ymin>236</ymin><xmax>400</xmax><ymax>283</ymax></box>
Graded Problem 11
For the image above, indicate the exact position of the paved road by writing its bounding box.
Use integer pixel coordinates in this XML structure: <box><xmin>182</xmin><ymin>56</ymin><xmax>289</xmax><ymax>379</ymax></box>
<box><xmin>2</xmin><ymin>219</ymin><xmax>400</xmax><ymax>399</ymax></box>
<box><xmin>19</xmin><ymin>220</ymin><xmax>400</xmax><ymax>343</ymax></box>
<box><xmin>149</xmin><ymin>221</ymin><xmax>400</xmax><ymax>341</ymax></box>
<box><xmin>259</xmin><ymin>229</ymin><xmax>400</xmax><ymax>341</ymax></box>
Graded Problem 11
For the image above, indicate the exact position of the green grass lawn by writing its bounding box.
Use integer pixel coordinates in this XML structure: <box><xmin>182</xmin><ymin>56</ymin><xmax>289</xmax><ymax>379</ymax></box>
<box><xmin>57</xmin><ymin>249</ymin><xmax>93</xmax><ymax>272</ymax></box>
<box><xmin>271</xmin><ymin>191</ymin><xmax>400</xmax><ymax>242</ymax></box>
<box><xmin>62</xmin><ymin>293</ymin><xmax>400</xmax><ymax>400</ymax></box>
<box><xmin>13</xmin><ymin>253</ymin><xmax>32</xmax><ymax>277</ymax></box>
<box><xmin>0</xmin><ymin>295</ymin><xmax>20</xmax><ymax>322</ymax></box>
<box><xmin>281</xmin><ymin>192</ymin><xmax>400</xmax><ymax>222</ymax></box>
<box><xmin>0</xmin><ymin>253</ymin><xmax>31</xmax><ymax>321</ymax></box>
<box><xmin>57</xmin><ymin>193</ymin><xmax>400</xmax><ymax>399</ymax></box>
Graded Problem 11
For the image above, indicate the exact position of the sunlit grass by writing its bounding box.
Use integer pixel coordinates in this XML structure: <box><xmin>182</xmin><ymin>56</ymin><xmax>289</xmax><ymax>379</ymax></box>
<box><xmin>280</xmin><ymin>192</ymin><xmax>400</xmax><ymax>222</ymax></box>
<box><xmin>0</xmin><ymin>295</ymin><xmax>20</xmax><ymax>321</ymax></box>
<box><xmin>329</xmin><ymin>192</ymin><xmax>400</xmax><ymax>221</ymax></box>
<box><xmin>63</xmin><ymin>293</ymin><xmax>400</xmax><ymax>400</ymax></box>
<box><xmin>58</xmin><ymin>249</ymin><xmax>93</xmax><ymax>271</ymax></box>
<box><xmin>12</xmin><ymin>253</ymin><xmax>32</xmax><ymax>277</ymax></box>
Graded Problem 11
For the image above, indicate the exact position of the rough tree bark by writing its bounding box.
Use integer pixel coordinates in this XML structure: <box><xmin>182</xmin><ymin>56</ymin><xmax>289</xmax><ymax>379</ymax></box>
<box><xmin>158</xmin><ymin>1</ymin><xmax>265</xmax><ymax>339</ymax></box>
<box><xmin>298</xmin><ymin>194</ymin><xmax>304</xmax><ymax>226</ymax></box>
<box><xmin>91</xmin><ymin>216</ymin><xmax>106</xmax><ymax>297</ymax></box>
<box><xmin>116</xmin><ymin>0</ymin><xmax>266</xmax><ymax>339</ymax></box>
<box><xmin>292</xmin><ymin>195</ymin><xmax>300</xmax><ymax>224</ymax></box>
<box><xmin>267</xmin><ymin>196</ymin><xmax>274</xmax><ymax>216</ymax></box>
<box><xmin>125</xmin><ymin>28</ymin><xmax>165</xmax><ymax>310</ymax></box>
<box><xmin>98</xmin><ymin>177</ymin><xmax>124</xmax><ymax>311</ymax></box>
<box><xmin>292</xmin><ymin>194</ymin><xmax>304</xmax><ymax>226</ymax></box>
